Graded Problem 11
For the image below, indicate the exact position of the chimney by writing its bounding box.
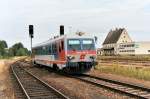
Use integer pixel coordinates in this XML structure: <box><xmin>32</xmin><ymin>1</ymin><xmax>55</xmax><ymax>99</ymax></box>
<box><xmin>60</xmin><ymin>25</ymin><xmax>64</xmax><ymax>35</ymax></box>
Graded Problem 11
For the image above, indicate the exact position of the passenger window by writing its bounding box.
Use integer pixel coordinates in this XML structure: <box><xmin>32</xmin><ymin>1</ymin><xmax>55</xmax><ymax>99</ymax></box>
<box><xmin>52</xmin><ymin>43</ymin><xmax>57</xmax><ymax>54</ymax></box>
<box><xmin>48</xmin><ymin>45</ymin><xmax>51</xmax><ymax>54</ymax></box>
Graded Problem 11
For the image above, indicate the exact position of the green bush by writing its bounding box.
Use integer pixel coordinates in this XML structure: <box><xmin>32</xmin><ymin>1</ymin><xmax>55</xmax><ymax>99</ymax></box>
<box><xmin>0</xmin><ymin>40</ymin><xmax>29</xmax><ymax>59</ymax></box>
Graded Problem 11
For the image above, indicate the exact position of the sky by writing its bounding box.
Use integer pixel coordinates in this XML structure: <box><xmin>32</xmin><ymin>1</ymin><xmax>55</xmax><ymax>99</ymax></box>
<box><xmin>0</xmin><ymin>0</ymin><xmax>150</xmax><ymax>49</ymax></box>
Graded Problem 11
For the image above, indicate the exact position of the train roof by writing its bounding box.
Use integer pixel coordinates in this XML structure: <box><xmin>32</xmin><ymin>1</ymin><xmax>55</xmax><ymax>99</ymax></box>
<box><xmin>33</xmin><ymin>33</ymin><xmax>95</xmax><ymax>48</ymax></box>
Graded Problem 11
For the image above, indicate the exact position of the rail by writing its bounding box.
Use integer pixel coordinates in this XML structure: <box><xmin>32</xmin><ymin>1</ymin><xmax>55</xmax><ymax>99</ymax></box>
<box><xmin>11</xmin><ymin>63</ymin><xmax>69</xmax><ymax>99</ymax></box>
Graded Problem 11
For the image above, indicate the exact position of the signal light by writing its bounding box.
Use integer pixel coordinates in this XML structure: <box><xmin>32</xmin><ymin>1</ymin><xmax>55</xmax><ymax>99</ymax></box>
<box><xmin>29</xmin><ymin>25</ymin><xmax>34</xmax><ymax>38</ymax></box>
<box><xmin>60</xmin><ymin>25</ymin><xmax>64</xmax><ymax>36</ymax></box>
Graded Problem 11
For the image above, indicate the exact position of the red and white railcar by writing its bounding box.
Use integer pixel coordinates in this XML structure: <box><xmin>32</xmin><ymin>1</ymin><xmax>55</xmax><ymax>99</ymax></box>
<box><xmin>33</xmin><ymin>29</ymin><xmax>97</xmax><ymax>73</ymax></box>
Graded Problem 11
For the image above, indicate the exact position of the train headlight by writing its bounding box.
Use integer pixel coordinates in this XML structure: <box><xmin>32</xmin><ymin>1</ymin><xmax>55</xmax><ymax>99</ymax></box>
<box><xmin>90</xmin><ymin>56</ymin><xmax>95</xmax><ymax>60</ymax></box>
<box><xmin>67</xmin><ymin>56</ymin><xmax>75</xmax><ymax>61</ymax></box>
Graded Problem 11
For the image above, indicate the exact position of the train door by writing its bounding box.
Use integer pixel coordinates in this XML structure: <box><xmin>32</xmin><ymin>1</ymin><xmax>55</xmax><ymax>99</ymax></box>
<box><xmin>52</xmin><ymin>43</ymin><xmax>58</xmax><ymax>59</ymax></box>
<box><xmin>58</xmin><ymin>39</ymin><xmax>65</xmax><ymax>61</ymax></box>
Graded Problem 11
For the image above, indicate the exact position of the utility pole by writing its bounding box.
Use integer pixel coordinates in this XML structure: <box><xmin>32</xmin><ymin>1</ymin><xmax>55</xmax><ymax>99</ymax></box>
<box><xmin>29</xmin><ymin>25</ymin><xmax>34</xmax><ymax>58</ymax></box>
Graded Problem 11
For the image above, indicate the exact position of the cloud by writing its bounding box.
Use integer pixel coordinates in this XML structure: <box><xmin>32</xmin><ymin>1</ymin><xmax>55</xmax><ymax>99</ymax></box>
<box><xmin>0</xmin><ymin>0</ymin><xmax>150</xmax><ymax>49</ymax></box>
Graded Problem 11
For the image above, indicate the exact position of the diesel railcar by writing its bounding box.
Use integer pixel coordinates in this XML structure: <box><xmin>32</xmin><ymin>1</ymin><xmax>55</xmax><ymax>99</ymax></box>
<box><xmin>32</xmin><ymin>26</ymin><xmax>97</xmax><ymax>73</ymax></box>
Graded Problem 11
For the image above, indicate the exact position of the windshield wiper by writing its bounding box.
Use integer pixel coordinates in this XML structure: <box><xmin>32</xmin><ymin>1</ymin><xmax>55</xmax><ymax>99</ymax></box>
<box><xmin>88</xmin><ymin>44</ymin><xmax>94</xmax><ymax>50</ymax></box>
<box><xmin>69</xmin><ymin>45</ymin><xmax>76</xmax><ymax>51</ymax></box>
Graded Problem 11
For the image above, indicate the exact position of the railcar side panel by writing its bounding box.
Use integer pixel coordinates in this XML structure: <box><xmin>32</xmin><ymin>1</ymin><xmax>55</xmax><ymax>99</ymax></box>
<box><xmin>33</xmin><ymin>34</ymin><xmax>97</xmax><ymax>73</ymax></box>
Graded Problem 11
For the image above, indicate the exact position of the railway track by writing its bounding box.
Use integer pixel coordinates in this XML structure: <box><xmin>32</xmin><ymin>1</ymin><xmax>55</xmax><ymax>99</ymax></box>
<box><xmin>68</xmin><ymin>74</ymin><xmax>150</xmax><ymax>99</ymax></box>
<box><xmin>13</xmin><ymin>60</ymin><xmax>150</xmax><ymax>99</ymax></box>
<box><xmin>11</xmin><ymin>63</ymin><xmax>69</xmax><ymax>99</ymax></box>
<box><xmin>29</xmin><ymin>63</ymin><xmax>150</xmax><ymax>99</ymax></box>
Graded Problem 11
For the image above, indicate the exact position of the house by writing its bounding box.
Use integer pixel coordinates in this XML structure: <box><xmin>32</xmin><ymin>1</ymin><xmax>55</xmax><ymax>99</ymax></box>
<box><xmin>117</xmin><ymin>42</ymin><xmax>150</xmax><ymax>55</ymax></box>
<box><xmin>97</xmin><ymin>48</ymin><xmax>103</xmax><ymax>55</ymax></box>
<box><xmin>102</xmin><ymin>28</ymin><xmax>132</xmax><ymax>55</ymax></box>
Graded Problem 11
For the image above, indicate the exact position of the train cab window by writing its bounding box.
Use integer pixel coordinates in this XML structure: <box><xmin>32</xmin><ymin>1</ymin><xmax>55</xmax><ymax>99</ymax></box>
<box><xmin>68</xmin><ymin>39</ymin><xmax>81</xmax><ymax>50</ymax></box>
<box><xmin>82</xmin><ymin>39</ymin><xmax>95</xmax><ymax>50</ymax></box>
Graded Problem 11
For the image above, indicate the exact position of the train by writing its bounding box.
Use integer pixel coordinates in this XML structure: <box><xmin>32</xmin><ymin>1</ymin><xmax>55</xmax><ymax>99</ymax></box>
<box><xmin>32</xmin><ymin>25</ymin><xmax>97</xmax><ymax>74</ymax></box>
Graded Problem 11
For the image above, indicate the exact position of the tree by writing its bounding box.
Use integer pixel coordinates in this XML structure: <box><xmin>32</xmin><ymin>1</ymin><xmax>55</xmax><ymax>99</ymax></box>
<box><xmin>0</xmin><ymin>40</ymin><xmax>8</xmax><ymax>57</ymax></box>
<box><xmin>8</xmin><ymin>48</ymin><xmax>14</xmax><ymax>57</ymax></box>
<box><xmin>0</xmin><ymin>41</ymin><xmax>29</xmax><ymax>58</ymax></box>
<box><xmin>11</xmin><ymin>42</ymin><xmax>24</xmax><ymax>56</ymax></box>
<box><xmin>0</xmin><ymin>40</ymin><xmax>8</xmax><ymax>48</ymax></box>
<box><xmin>16</xmin><ymin>48</ymin><xmax>27</xmax><ymax>56</ymax></box>
<box><xmin>9</xmin><ymin>42</ymin><xmax>29</xmax><ymax>56</ymax></box>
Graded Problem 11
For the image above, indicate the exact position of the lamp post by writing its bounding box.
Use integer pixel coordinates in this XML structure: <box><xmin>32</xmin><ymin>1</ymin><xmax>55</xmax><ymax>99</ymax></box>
<box><xmin>29</xmin><ymin>25</ymin><xmax>34</xmax><ymax>58</ymax></box>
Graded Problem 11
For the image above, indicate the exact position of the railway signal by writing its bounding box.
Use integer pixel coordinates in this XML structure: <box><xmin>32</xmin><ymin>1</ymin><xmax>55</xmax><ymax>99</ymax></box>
<box><xmin>60</xmin><ymin>25</ymin><xmax>64</xmax><ymax>35</ymax></box>
<box><xmin>29</xmin><ymin>25</ymin><xmax>34</xmax><ymax>38</ymax></box>
<box><xmin>29</xmin><ymin>25</ymin><xmax>34</xmax><ymax>57</ymax></box>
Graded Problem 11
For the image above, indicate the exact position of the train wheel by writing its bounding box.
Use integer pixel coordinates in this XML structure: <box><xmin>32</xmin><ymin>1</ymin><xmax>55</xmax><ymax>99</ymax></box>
<box><xmin>38</xmin><ymin>64</ymin><xmax>43</xmax><ymax>68</ymax></box>
<box><xmin>53</xmin><ymin>64</ymin><xmax>59</xmax><ymax>71</ymax></box>
<box><xmin>33</xmin><ymin>61</ymin><xmax>37</xmax><ymax>66</ymax></box>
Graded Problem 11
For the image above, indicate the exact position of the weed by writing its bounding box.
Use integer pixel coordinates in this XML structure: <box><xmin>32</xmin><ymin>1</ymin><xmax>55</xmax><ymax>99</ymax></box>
<box><xmin>96</xmin><ymin>64</ymin><xmax>150</xmax><ymax>81</ymax></box>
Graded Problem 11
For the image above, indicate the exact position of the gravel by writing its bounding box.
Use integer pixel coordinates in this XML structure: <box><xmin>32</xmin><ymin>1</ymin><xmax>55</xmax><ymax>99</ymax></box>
<box><xmin>26</xmin><ymin>66</ymin><xmax>133</xmax><ymax>99</ymax></box>
<box><xmin>88</xmin><ymin>70</ymin><xmax>150</xmax><ymax>89</ymax></box>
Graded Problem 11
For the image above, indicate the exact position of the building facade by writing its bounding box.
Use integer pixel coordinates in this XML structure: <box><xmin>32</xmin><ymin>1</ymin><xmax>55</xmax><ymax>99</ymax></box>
<box><xmin>117</xmin><ymin>42</ymin><xmax>150</xmax><ymax>55</ymax></box>
<box><xmin>102</xmin><ymin>28</ymin><xmax>132</xmax><ymax>55</ymax></box>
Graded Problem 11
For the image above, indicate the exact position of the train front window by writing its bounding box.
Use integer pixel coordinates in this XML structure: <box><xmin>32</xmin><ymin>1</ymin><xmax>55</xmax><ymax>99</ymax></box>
<box><xmin>68</xmin><ymin>39</ymin><xmax>81</xmax><ymax>50</ymax></box>
<box><xmin>82</xmin><ymin>39</ymin><xmax>95</xmax><ymax>50</ymax></box>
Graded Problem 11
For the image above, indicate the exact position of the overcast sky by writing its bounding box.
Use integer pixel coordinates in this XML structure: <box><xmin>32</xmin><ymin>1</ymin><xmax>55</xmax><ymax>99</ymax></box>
<box><xmin>0</xmin><ymin>0</ymin><xmax>150</xmax><ymax>49</ymax></box>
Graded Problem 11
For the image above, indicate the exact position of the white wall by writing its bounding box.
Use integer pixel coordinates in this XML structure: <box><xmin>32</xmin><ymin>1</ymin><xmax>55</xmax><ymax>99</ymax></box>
<box><xmin>135</xmin><ymin>42</ymin><xmax>150</xmax><ymax>55</ymax></box>
<box><xmin>117</xmin><ymin>42</ymin><xmax>135</xmax><ymax>55</ymax></box>
<box><xmin>117</xmin><ymin>42</ymin><xmax>150</xmax><ymax>55</ymax></box>
<box><xmin>117</xmin><ymin>30</ymin><xmax>132</xmax><ymax>44</ymax></box>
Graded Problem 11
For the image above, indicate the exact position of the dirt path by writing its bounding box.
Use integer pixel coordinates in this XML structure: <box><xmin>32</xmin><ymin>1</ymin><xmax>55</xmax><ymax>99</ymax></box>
<box><xmin>0</xmin><ymin>60</ymin><xmax>14</xmax><ymax>99</ymax></box>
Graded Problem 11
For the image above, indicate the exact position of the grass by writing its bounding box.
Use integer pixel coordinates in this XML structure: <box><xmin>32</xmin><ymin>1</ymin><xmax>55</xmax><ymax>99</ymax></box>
<box><xmin>0</xmin><ymin>56</ymin><xmax>28</xmax><ymax>60</ymax></box>
<box><xmin>0</xmin><ymin>56</ymin><xmax>13</xmax><ymax>59</ymax></box>
<box><xmin>96</xmin><ymin>64</ymin><xmax>150</xmax><ymax>81</ymax></box>
<box><xmin>97</xmin><ymin>55</ymin><xmax>150</xmax><ymax>61</ymax></box>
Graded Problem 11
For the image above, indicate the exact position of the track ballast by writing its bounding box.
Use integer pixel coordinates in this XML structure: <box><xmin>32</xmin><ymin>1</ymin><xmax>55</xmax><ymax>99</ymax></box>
<box><xmin>11</xmin><ymin>63</ymin><xmax>69</xmax><ymax>99</ymax></box>
<box><xmin>69</xmin><ymin>74</ymin><xmax>150</xmax><ymax>99</ymax></box>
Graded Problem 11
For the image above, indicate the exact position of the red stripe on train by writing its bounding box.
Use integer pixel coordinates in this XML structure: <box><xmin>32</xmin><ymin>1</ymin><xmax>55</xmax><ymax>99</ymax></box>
<box><xmin>67</xmin><ymin>50</ymin><xmax>96</xmax><ymax>55</ymax></box>
<box><xmin>36</xmin><ymin>59</ymin><xmax>66</xmax><ymax>64</ymax></box>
